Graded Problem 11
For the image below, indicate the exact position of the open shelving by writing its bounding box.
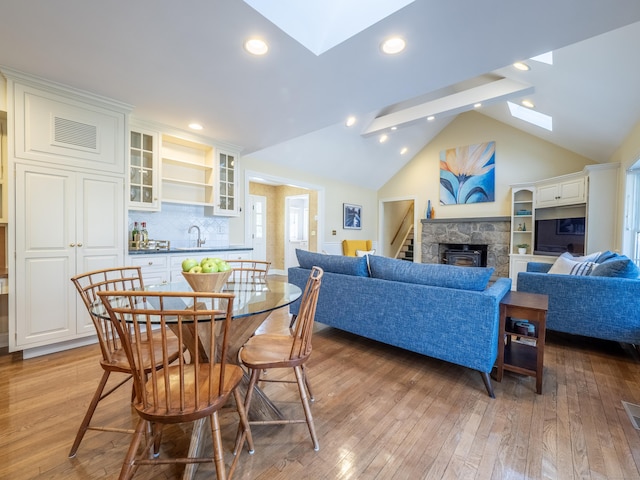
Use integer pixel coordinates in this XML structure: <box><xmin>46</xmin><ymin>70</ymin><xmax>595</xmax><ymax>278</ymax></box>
<box><xmin>161</xmin><ymin>134</ymin><xmax>214</xmax><ymax>206</ymax></box>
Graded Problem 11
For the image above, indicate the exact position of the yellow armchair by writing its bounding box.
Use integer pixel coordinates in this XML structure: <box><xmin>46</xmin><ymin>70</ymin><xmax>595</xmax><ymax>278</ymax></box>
<box><xmin>342</xmin><ymin>240</ymin><xmax>373</xmax><ymax>256</ymax></box>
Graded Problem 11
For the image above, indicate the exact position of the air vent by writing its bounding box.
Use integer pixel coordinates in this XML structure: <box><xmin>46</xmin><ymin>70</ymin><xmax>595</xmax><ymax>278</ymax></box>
<box><xmin>53</xmin><ymin>116</ymin><xmax>97</xmax><ymax>150</ymax></box>
<box><xmin>622</xmin><ymin>401</ymin><xmax>640</xmax><ymax>429</ymax></box>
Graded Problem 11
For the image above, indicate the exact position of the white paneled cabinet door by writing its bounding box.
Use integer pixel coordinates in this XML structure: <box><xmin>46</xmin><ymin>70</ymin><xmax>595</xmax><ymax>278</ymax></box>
<box><xmin>14</xmin><ymin>163</ymin><xmax>124</xmax><ymax>349</ymax></box>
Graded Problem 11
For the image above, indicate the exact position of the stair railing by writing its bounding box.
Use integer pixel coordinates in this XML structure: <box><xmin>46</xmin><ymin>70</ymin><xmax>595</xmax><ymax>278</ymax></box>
<box><xmin>390</xmin><ymin>203</ymin><xmax>415</xmax><ymax>259</ymax></box>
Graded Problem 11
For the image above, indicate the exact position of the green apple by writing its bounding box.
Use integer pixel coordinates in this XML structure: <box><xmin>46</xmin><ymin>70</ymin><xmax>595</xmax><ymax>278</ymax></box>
<box><xmin>201</xmin><ymin>261</ymin><xmax>219</xmax><ymax>273</ymax></box>
<box><xmin>182</xmin><ymin>258</ymin><xmax>199</xmax><ymax>272</ymax></box>
<box><xmin>217</xmin><ymin>261</ymin><xmax>231</xmax><ymax>272</ymax></box>
<box><xmin>200</xmin><ymin>257</ymin><xmax>217</xmax><ymax>267</ymax></box>
<box><xmin>188</xmin><ymin>265</ymin><xmax>203</xmax><ymax>273</ymax></box>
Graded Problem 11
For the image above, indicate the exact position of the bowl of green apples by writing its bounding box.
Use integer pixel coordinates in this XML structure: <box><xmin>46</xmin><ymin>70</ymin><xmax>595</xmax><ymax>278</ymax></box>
<box><xmin>181</xmin><ymin>257</ymin><xmax>233</xmax><ymax>292</ymax></box>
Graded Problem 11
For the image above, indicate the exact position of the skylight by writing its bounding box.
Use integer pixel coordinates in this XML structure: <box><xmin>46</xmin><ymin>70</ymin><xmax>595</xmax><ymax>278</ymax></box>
<box><xmin>243</xmin><ymin>0</ymin><xmax>415</xmax><ymax>56</ymax></box>
<box><xmin>530</xmin><ymin>51</ymin><xmax>553</xmax><ymax>65</ymax></box>
<box><xmin>507</xmin><ymin>101</ymin><xmax>553</xmax><ymax>131</ymax></box>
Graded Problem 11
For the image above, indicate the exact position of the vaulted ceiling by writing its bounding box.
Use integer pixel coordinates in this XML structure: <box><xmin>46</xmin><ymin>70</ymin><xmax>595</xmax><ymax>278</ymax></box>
<box><xmin>2</xmin><ymin>1</ymin><xmax>640</xmax><ymax>189</ymax></box>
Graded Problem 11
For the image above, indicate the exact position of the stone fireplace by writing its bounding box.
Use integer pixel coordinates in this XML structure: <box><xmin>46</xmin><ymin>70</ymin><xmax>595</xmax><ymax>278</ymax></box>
<box><xmin>421</xmin><ymin>217</ymin><xmax>510</xmax><ymax>278</ymax></box>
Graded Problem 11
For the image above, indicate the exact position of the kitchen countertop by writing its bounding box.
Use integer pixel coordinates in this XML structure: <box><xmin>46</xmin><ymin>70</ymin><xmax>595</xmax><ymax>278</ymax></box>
<box><xmin>128</xmin><ymin>246</ymin><xmax>253</xmax><ymax>256</ymax></box>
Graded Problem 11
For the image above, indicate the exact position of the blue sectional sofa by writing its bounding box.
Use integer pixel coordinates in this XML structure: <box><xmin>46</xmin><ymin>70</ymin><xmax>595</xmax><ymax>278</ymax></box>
<box><xmin>517</xmin><ymin>252</ymin><xmax>640</xmax><ymax>345</ymax></box>
<box><xmin>288</xmin><ymin>250</ymin><xmax>512</xmax><ymax>397</ymax></box>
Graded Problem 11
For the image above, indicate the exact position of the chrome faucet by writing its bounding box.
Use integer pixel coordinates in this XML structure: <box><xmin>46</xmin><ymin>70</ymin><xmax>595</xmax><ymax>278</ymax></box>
<box><xmin>188</xmin><ymin>225</ymin><xmax>206</xmax><ymax>247</ymax></box>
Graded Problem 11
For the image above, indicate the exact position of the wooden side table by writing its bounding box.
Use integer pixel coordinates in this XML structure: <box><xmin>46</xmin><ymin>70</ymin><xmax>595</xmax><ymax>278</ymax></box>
<box><xmin>494</xmin><ymin>291</ymin><xmax>548</xmax><ymax>394</ymax></box>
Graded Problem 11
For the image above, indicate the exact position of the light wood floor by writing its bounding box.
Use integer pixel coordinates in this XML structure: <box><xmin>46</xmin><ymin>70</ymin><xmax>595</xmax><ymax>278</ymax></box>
<box><xmin>2</xmin><ymin>309</ymin><xmax>640</xmax><ymax>479</ymax></box>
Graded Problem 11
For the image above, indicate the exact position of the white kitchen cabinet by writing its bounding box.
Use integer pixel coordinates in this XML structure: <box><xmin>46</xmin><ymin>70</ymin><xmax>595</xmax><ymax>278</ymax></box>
<box><xmin>129</xmin><ymin>127</ymin><xmax>160</xmax><ymax>211</ymax></box>
<box><xmin>130</xmin><ymin>254</ymin><xmax>169</xmax><ymax>285</ymax></box>
<box><xmin>13</xmin><ymin>163</ymin><xmax>124</xmax><ymax>351</ymax></box>
<box><xmin>212</xmin><ymin>149</ymin><xmax>240</xmax><ymax>216</ymax></box>
<box><xmin>5</xmin><ymin>69</ymin><xmax>128</xmax><ymax>174</ymax></box>
<box><xmin>535</xmin><ymin>174</ymin><xmax>586</xmax><ymax>208</ymax></box>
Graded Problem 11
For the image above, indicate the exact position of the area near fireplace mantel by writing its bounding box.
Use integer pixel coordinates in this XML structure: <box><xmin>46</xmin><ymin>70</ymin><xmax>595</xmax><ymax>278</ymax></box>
<box><xmin>421</xmin><ymin>217</ymin><xmax>511</xmax><ymax>278</ymax></box>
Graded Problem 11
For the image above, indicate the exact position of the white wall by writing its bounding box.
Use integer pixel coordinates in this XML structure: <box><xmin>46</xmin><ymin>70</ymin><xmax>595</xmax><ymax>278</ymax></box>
<box><xmin>378</xmin><ymin>111</ymin><xmax>597</xmax><ymax>261</ymax></box>
<box><xmin>233</xmin><ymin>155</ymin><xmax>378</xmax><ymax>252</ymax></box>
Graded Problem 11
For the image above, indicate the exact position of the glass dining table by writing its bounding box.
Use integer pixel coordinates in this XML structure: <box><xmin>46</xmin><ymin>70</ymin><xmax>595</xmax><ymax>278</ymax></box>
<box><xmin>93</xmin><ymin>276</ymin><xmax>302</xmax><ymax>480</ymax></box>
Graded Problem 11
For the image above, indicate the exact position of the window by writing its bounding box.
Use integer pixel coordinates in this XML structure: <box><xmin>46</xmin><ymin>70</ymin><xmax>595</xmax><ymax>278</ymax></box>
<box><xmin>624</xmin><ymin>163</ymin><xmax>640</xmax><ymax>266</ymax></box>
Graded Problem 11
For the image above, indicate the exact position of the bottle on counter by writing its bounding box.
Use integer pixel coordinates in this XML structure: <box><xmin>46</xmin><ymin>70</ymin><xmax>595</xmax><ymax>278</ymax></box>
<box><xmin>131</xmin><ymin>221</ymin><xmax>140</xmax><ymax>242</ymax></box>
<box><xmin>141</xmin><ymin>222</ymin><xmax>149</xmax><ymax>245</ymax></box>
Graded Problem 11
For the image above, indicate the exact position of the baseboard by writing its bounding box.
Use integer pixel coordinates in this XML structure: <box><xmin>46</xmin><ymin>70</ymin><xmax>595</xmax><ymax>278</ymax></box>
<box><xmin>21</xmin><ymin>335</ymin><xmax>98</xmax><ymax>359</ymax></box>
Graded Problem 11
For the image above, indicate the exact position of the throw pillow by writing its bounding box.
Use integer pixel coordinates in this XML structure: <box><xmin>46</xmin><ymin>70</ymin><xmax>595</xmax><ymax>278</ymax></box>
<box><xmin>367</xmin><ymin>255</ymin><xmax>494</xmax><ymax>291</ymax></box>
<box><xmin>355</xmin><ymin>249</ymin><xmax>375</xmax><ymax>257</ymax></box>
<box><xmin>548</xmin><ymin>255</ymin><xmax>596</xmax><ymax>276</ymax></box>
<box><xmin>594</xmin><ymin>250</ymin><xmax>619</xmax><ymax>263</ymax></box>
<box><xmin>295</xmin><ymin>249</ymin><xmax>369</xmax><ymax>277</ymax></box>
<box><xmin>590</xmin><ymin>257</ymin><xmax>640</xmax><ymax>278</ymax></box>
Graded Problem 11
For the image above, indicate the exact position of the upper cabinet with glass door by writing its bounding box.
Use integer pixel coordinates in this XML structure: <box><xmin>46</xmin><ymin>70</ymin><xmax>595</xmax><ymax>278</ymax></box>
<box><xmin>212</xmin><ymin>149</ymin><xmax>239</xmax><ymax>216</ymax></box>
<box><xmin>129</xmin><ymin>128</ymin><xmax>160</xmax><ymax>211</ymax></box>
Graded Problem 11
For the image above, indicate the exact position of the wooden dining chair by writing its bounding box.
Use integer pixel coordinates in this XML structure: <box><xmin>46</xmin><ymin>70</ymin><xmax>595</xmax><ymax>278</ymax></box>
<box><xmin>226</xmin><ymin>259</ymin><xmax>271</xmax><ymax>283</ymax></box>
<box><xmin>233</xmin><ymin>266</ymin><xmax>323</xmax><ymax>452</ymax></box>
<box><xmin>68</xmin><ymin>266</ymin><xmax>184</xmax><ymax>458</ymax></box>
<box><xmin>97</xmin><ymin>289</ymin><xmax>254</xmax><ymax>480</ymax></box>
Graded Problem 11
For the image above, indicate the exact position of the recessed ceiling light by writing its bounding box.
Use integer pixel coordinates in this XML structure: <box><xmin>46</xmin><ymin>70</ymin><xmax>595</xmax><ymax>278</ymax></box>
<box><xmin>188</xmin><ymin>123</ymin><xmax>203</xmax><ymax>130</ymax></box>
<box><xmin>379</xmin><ymin>134</ymin><xmax>388</xmax><ymax>143</ymax></box>
<box><xmin>473</xmin><ymin>103</ymin><xmax>482</xmax><ymax>108</ymax></box>
<box><xmin>400</xmin><ymin>147</ymin><xmax>408</xmax><ymax>155</ymax></box>
<box><xmin>345</xmin><ymin>116</ymin><xmax>356</xmax><ymax>127</ymax></box>
<box><xmin>381</xmin><ymin>36</ymin><xmax>405</xmax><ymax>55</ymax></box>
<box><xmin>244</xmin><ymin>38</ymin><xmax>269</xmax><ymax>55</ymax></box>
<box><xmin>427</xmin><ymin>116</ymin><xmax>435</xmax><ymax>121</ymax></box>
<box><xmin>521</xmin><ymin>99</ymin><xmax>535</xmax><ymax>108</ymax></box>
<box><xmin>513</xmin><ymin>61</ymin><xmax>531</xmax><ymax>71</ymax></box>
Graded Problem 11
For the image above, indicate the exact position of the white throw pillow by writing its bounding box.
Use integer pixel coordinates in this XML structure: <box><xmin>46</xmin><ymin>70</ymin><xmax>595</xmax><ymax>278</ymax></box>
<box><xmin>356</xmin><ymin>249</ymin><xmax>375</xmax><ymax>257</ymax></box>
<box><xmin>548</xmin><ymin>254</ymin><xmax>596</xmax><ymax>276</ymax></box>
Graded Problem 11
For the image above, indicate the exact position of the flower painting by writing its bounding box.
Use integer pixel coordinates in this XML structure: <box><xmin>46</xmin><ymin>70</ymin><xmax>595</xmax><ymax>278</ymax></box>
<box><xmin>440</xmin><ymin>141</ymin><xmax>495</xmax><ymax>205</ymax></box>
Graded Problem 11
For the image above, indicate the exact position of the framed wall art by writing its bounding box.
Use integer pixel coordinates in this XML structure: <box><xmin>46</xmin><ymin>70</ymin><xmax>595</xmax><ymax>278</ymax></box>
<box><xmin>343</xmin><ymin>203</ymin><xmax>362</xmax><ymax>229</ymax></box>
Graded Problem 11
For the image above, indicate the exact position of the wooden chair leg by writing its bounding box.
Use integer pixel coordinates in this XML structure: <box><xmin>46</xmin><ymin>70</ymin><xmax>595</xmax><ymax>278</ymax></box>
<box><xmin>233</xmin><ymin>368</ymin><xmax>260</xmax><ymax>455</ymax></box>
<box><xmin>118</xmin><ymin>419</ymin><xmax>146</xmax><ymax>480</ymax></box>
<box><xmin>294</xmin><ymin>366</ymin><xmax>319</xmax><ymax>451</ymax></box>
<box><xmin>68</xmin><ymin>370</ymin><xmax>111</xmax><ymax>458</ymax></box>
<box><xmin>301</xmin><ymin>364</ymin><xmax>314</xmax><ymax>401</ymax></box>
<box><xmin>210</xmin><ymin>411</ymin><xmax>227</xmax><ymax>480</ymax></box>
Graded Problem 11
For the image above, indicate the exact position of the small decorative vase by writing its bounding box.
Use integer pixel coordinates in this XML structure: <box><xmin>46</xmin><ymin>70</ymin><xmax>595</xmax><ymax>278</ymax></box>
<box><xmin>426</xmin><ymin>200</ymin><xmax>431</xmax><ymax>219</ymax></box>
<box><xmin>518</xmin><ymin>248</ymin><xmax>527</xmax><ymax>255</ymax></box>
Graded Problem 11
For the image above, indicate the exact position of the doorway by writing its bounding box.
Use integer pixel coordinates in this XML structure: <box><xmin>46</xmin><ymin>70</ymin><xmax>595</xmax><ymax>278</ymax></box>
<box><xmin>379</xmin><ymin>197</ymin><xmax>417</xmax><ymax>260</ymax></box>
<box><xmin>285</xmin><ymin>194</ymin><xmax>309</xmax><ymax>269</ymax></box>
<box><xmin>250</xmin><ymin>194</ymin><xmax>267</xmax><ymax>261</ymax></box>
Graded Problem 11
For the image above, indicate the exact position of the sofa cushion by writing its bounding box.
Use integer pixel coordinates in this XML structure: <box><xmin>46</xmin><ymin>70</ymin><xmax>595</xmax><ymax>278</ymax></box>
<box><xmin>296</xmin><ymin>249</ymin><xmax>369</xmax><ymax>277</ymax></box>
<box><xmin>367</xmin><ymin>255</ymin><xmax>493</xmax><ymax>291</ymax></box>
<box><xmin>595</xmin><ymin>250</ymin><xmax>619</xmax><ymax>263</ymax></box>
<box><xmin>590</xmin><ymin>256</ymin><xmax>640</xmax><ymax>278</ymax></box>
<box><xmin>548</xmin><ymin>254</ymin><xmax>596</xmax><ymax>276</ymax></box>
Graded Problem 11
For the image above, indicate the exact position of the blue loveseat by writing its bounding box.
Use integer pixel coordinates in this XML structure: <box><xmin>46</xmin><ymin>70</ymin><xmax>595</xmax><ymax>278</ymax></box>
<box><xmin>517</xmin><ymin>252</ymin><xmax>640</xmax><ymax>345</ymax></box>
<box><xmin>288</xmin><ymin>250</ymin><xmax>511</xmax><ymax>397</ymax></box>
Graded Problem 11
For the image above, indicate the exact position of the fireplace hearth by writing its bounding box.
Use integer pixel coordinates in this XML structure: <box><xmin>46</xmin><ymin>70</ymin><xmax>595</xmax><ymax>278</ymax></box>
<box><xmin>421</xmin><ymin>217</ymin><xmax>510</xmax><ymax>278</ymax></box>
<box><xmin>443</xmin><ymin>244</ymin><xmax>487</xmax><ymax>267</ymax></box>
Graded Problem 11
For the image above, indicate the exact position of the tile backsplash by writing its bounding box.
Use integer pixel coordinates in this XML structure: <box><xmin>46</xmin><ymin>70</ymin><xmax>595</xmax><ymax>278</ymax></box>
<box><xmin>129</xmin><ymin>203</ymin><xmax>229</xmax><ymax>248</ymax></box>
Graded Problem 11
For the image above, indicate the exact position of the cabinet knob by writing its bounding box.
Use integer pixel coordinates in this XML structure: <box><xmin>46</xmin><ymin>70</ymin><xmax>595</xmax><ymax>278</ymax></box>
<box><xmin>77</xmin><ymin>243</ymin><xmax>83</xmax><ymax>247</ymax></box>
<box><xmin>69</xmin><ymin>243</ymin><xmax>75</xmax><ymax>247</ymax></box>
<box><xmin>148</xmin><ymin>261</ymin><xmax>153</xmax><ymax>266</ymax></box>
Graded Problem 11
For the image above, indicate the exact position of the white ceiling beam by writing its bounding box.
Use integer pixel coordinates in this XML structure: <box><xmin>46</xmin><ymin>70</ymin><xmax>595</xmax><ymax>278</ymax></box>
<box><xmin>362</xmin><ymin>78</ymin><xmax>534</xmax><ymax>135</ymax></box>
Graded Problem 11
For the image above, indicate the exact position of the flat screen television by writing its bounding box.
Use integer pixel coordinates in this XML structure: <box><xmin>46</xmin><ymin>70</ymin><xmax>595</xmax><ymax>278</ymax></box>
<box><xmin>534</xmin><ymin>217</ymin><xmax>586</xmax><ymax>256</ymax></box>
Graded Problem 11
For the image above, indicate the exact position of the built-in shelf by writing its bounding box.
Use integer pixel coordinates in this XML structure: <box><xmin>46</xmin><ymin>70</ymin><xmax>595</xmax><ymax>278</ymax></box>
<box><xmin>161</xmin><ymin>134</ymin><xmax>214</xmax><ymax>206</ymax></box>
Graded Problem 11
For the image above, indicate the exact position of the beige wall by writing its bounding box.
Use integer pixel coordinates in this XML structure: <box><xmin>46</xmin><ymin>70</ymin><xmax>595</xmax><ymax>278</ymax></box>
<box><xmin>379</xmin><ymin>111</ymin><xmax>595</xmax><ymax>217</ymax></box>
<box><xmin>378</xmin><ymin>111</ymin><xmax>596</xmax><ymax>261</ymax></box>
<box><xmin>236</xmin><ymin>112</ymin><xmax>611</xmax><ymax>261</ymax></box>
<box><xmin>609</xmin><ymin>118</ymin><xmax>640</xmax><ymax>255</ymax></box>
<box><xmin>248</xmin><ymin>182</ymin><xmax>318</xmax><ymax>270</ymax></box>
